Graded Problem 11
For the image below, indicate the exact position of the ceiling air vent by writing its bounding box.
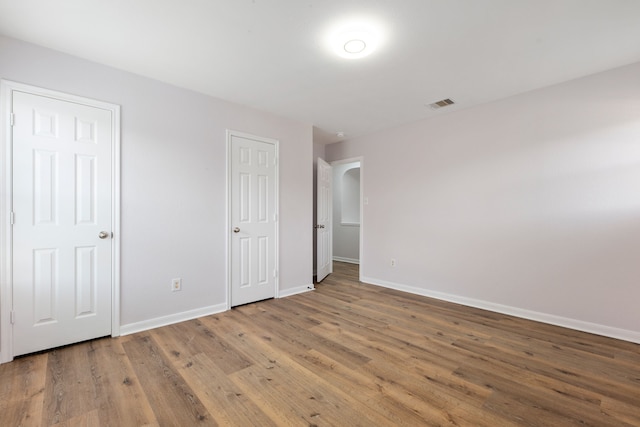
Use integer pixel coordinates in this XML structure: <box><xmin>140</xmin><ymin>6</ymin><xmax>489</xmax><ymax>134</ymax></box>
<box><xmin>428</xmin><ymin>98</ymin><xmax>455</xmax><ymax>110</ymax></box>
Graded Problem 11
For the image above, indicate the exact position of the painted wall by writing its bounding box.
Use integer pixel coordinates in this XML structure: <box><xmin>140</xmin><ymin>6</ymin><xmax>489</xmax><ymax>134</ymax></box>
<box><xmin>332</xmin><ymin>162</ymin><xmax>360</xmax><ymax>263</ymax></box>
<box><xmin>0</xmin><ymin>36</ymin><xmax>313</xmax><ymax>342</ymax></box>
<box><xmin>326</xmin><ymin>62</ymin><xmax>640</xmax><ymax>342</ymax></box>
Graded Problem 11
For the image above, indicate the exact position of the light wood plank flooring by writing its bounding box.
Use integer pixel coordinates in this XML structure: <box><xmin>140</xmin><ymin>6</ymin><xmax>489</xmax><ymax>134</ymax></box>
<box><xmin>1</xmin><ymin>262</ymin><xmax>639</xmax><ymax>426</ymax></box>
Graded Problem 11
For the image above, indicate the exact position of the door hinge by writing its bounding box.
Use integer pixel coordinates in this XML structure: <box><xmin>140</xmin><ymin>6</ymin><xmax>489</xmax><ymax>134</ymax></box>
<box><xmin>10</xmin><ymin>112</ymin><xmax>15</xmax><ymax>127</ymax></box>
<box><xmin>273</xmin><ymin>213</ymin><xmax>278</xmax><ymax>222</ymax></box>
<box><xmin>10</xmin><ymin>311</ymin><xmax>15</xmax><ymax>324</ymax></box>
<box><xmin>10</xmin><ymin>211</ymin><xmax>15</xmax><ymax>225</ymax></box>
<box><xmin>273</xmin><ymin>269</ymin><xmax>278</xmax><ymax>278</ymax></box>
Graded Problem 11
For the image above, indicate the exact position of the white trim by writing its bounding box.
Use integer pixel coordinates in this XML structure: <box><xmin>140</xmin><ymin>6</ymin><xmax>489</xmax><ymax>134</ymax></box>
<box><xmin>361</xmin><ymin>275</ymin><xmax>640</xmax><ymax>344</ymax></box>
<box><xmin>225</xmin><ymin>133</ymin><xmax>231</xmax><ymax>310</ymax></box>
<box><xmin>225</xmin><ymin>132</ymin><xmax>231</xmax><ymax>309</ymax></box>
<box><xmin>278</xmin><ymin>284</ymin><xmax>315</xmax><ymax>298</ymax></box>
<box><xmin>120</xmin><ymin>304</ymin><xmax>227</xmax><ymax>336</ymax></box>
<box><xmin>110</xmin><ymin>98</ymin><xmax>122</xmax><ymax>338</ymax></box>
<box><xmin>0</xmin><ymin>80</ymin><xmax>121</xmax><ymax>363</ymax></box>
<box><xmin>226</xmin><ymin>130</ymin><xmax>279</xmax><ymax>309</ymax></box>
<box><xmin>330</xmin><ymin>156</ymin><xmax>364</xmax><ymax>283</ymax></box>
<box><xmin>0</xmin><ymin>81</ymin><xmax>13</xmax><ymax>364</ymax></box>
<box><xmin>333</xmin><ymin>256</ymin><xmax>360</xmax><ymax>265</ymax></box>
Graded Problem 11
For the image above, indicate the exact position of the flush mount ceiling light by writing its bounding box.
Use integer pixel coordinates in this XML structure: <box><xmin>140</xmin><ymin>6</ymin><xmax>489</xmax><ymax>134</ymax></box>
<box><xmin>325</xmin><ymin>19</ymin><xmax>385</xmax><ymax>59</ymax></box>
<box><xmin>343</xmin><ymin>39</ymin><xmax>366</xmax><ymax>54</ymax></box>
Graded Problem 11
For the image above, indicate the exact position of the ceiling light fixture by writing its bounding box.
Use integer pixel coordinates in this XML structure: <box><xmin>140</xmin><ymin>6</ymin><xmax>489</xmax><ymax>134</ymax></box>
<box><xmin>344</xmin><ymin>39</ymin><xmax>366</xmax><ymax>54</ymax></box>
<box><xmin>324</xmin><ymin>18</ymin><xmax>385</xmax><ymax>60</ymax></box>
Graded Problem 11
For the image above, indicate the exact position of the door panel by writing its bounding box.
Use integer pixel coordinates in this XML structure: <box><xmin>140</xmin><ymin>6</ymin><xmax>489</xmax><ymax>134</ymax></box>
<box><xmin>75</xmin><ymin>245</ymin><xmax>97</xmax><ymax>317</ymax></box>
<box><xmin>12</xmin><ymin>90</ymin><xmax>113</xmax><ymax>356</ymax></box>
<box><xmin>316</xmin><ymin>158</ymin><xmax>332</xmax><ymax>282</ymax></box>
<box><xmin>230</xmin><ymin>134</ymin><xmax>277</xmax><ymax>306</ymax></box>
<box><xmin>32</xmin><ymin>248</ymin><xmax>57</xmax><ymax>324</ymax></box>
<box><xmin>75</xmin><ymin>154</ymin><xmax>98</xmax><ymax>225</ymax></box>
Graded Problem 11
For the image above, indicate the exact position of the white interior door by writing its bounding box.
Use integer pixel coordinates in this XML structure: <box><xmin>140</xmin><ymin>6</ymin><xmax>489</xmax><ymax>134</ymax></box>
<box><xmin>316</xmin><ymin>158</ymin><xmax>332</xmax><ymax>282</ymax></box>
<box><xmin>12</xmin><ymin>90</ymin><xmax>114</xmax><ymax>356</ymax></box>
<box><xmin>229</xmin><ymin>133</ymin><xmax>278</xmax><ymax>307</ymax></box>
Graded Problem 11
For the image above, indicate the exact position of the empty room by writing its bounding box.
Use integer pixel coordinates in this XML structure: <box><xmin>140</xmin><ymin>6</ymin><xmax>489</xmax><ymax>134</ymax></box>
<box><xmin>1</xmin><ymin>1</ymin><xmax>639</xmax><ymax>426</ymax></box>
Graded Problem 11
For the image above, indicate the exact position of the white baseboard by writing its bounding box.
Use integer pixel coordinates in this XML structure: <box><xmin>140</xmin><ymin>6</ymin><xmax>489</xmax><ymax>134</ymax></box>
<box><xmin>120</xmin><ymin>283</ymin><xmax>316</xmax><ymax>336</ymax></box>
<box><xmin>119</xmin><ymin>303</ymin><xmax>227</xmax><ymax>336</ymax></box>
<box><xmin>279</xmin><ymin>283</ymin><xmax>315</xmax><ymax>298</ymax></box>
<box><xmin>361</xmin><ymin>276</ymin><xmax>640</xmax><ymax>345</ymax></box>
<box><xmin>333</xmin><ymin>256</ymin><xmax>360</xmax><ymax>264</ymax></box>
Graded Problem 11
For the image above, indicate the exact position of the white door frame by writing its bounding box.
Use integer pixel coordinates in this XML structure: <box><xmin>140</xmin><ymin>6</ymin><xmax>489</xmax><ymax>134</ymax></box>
<box><xmin>0</xmin><ymin>80</ymin><xmax>121</xmax><ymax>364</ymax></box>
<box><xmin>225</xmin><ymin>129</ymin><xmax>279</xmax><ymax>309</ymax></box>
<box><xmin>330</xmin><ymin>156</ymin><xmax>364</xmax><ymax>282</ymax></box>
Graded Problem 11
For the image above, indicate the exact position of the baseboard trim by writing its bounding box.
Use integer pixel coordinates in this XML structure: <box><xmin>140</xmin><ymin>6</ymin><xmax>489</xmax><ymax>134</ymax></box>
<box><xmin>119</xmin><ymin>283</ymin><xmax>317</xmax><ymax>336</ymax></box>
<box><xmin>278</xmin><ymin>283</ymin><xmax>316</xmax><ymax>298</ymax></box>
<box><xmin>279</xmin><ymin>284</ymin><xmax>315</xmax><ymax>298</ymax></box>
<box><xmin>361</xmin><ymin>276</ymin><xmax>640</xmax><ymax>344</ymax></box>
<box><xmin>120</xmin><ymin>303</ymin><xmax>227</xmax><ymax>336</ymax></box>
<box><xmin>333</xmin><ymin>256</ymin><xmax>360</xmax><ymax>265</ymax></box>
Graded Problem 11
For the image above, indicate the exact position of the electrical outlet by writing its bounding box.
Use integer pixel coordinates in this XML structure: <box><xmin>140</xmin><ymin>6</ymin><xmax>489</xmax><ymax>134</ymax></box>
<box><xmin>172</xmin><ymin>278</ymin><xmax>182</xmax><ymax>292</ymax></box>
<box><xmin>390</xmin><ymin>258</ymin><xmax>396</xmax><ymax>267</ymax></box>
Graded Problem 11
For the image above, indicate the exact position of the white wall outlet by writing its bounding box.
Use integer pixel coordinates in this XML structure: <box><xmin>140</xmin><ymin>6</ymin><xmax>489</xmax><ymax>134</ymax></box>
<box><xmin>172</xmin><ymin>278</ymin><xmax>182</xmax><ymax>292</ymax></box>
<box><xmin>390</xmin><ymin>258</ymin><xmax>396</xmax><ymax>267</ymax></box>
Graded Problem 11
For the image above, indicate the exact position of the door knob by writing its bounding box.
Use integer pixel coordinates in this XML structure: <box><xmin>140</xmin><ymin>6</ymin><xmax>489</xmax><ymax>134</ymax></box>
<box><xmin>98</xmin><ymin>231</ymin><xmax>110</xmax><ymax>239</ymax></box>
<box><xmin>233</xmin><ymin>227</ymin><xmax>240</xmax><ymax>233</ymax></box>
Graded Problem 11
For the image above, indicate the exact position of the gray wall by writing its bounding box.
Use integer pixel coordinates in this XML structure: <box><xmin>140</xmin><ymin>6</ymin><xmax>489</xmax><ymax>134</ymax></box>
<box><xmin>327</xmin><ymin>62</ymin><xmax>640</xmax><ymax>342</ymax></box>
<box><xmin>0</xmin><ymin>36</ymin><xmax>313</xmax><ymax>345</ymax></box>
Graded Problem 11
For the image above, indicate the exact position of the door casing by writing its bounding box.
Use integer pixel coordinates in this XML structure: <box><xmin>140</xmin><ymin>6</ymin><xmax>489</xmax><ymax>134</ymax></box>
<box><xmin>0</xmin><ymin>80</ymin><xmax>121</xmax><ymax>364</ymax></box>
<box><xmin>226</xmin><ymin>129</ymin><xmax>279</xmax><ymax>309</ymax></box>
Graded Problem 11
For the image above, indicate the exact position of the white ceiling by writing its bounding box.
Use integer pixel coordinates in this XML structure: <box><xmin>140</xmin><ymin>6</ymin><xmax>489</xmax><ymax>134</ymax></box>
<box><xmin>2</xmin><ymin>0</ymin><xmax>640</xmax><ymax>143</ymax></box>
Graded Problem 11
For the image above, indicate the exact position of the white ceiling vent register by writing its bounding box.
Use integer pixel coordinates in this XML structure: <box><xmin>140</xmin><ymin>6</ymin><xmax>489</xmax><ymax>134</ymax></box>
<box><xmin>428</xmin><ymin>98</ymin><xmax>455</xmax><ymax>110</ymax></box>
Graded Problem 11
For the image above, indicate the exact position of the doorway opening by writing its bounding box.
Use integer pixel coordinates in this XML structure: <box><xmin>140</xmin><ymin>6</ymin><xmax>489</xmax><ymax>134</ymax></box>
<box><xmin>314</xmin><ymin>156</ymin><xmax>364</xmax><ymax>284</ymax></box>
<box><xmin>332</xmin><ymin>160</ymin><xmax>361</xmax><ymax>265</ymax></box>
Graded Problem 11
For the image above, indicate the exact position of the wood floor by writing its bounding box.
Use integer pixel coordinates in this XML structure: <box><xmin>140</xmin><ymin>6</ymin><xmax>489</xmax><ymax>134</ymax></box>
<box><xmin>1</xmin><ymin>262</ymin><xmax>639</xmax><ymax>426</ymax></box>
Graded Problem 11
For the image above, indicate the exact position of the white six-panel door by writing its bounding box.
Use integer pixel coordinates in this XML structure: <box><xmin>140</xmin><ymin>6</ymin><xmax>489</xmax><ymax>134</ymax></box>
<box><xmin>11</xmin><ymin>90</ymin><xmax>114</xmax><ymax>356</ymax></box>
<box><xmin>316</xmin><ymin>158</ymin><xmax>332</xmax><ymax>282</ymax></box>
<box><xmin>229</xmin><ymin>133</ymin><xmax>278</xmax><ymax>307</ymax></box>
